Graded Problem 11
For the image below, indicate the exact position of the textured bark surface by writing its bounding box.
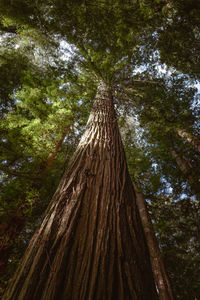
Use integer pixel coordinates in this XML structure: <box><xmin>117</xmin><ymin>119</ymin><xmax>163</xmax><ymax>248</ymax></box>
<box><xmin>133</xmin><ymin>181</ymin><xmax>173</xmax><ymax>300</ymax></box>
<box><xmin>3</xmin><ymin>81</ymin><xmax>158</xmax><ymax>300</ymax></box>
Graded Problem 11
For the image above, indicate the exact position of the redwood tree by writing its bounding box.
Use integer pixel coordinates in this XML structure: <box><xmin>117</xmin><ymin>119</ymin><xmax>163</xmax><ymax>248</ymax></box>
<box><xmin>133</xmin><ymin>180</ymin><xmax>173</xmax><ymax>299</ymax></box>
<box><xmin>3</xmin><ymin>81</ymin><xmax>158</xmax><ymax>299</ymax></box>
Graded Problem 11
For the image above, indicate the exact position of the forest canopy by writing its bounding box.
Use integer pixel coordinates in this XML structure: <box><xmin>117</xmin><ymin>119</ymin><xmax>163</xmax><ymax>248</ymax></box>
<box><xmin>0</xmin><ymin>1</ymin><xmax>200</xmax><ymax>299</ymax></box>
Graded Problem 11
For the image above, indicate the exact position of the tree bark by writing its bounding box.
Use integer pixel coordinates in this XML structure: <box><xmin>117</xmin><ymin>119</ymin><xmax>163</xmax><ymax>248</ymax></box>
<box><xmin>3</xmin><ymin>81</ymin><xmax>158</xmax><ymax>300</ymax></box>
<box><xmin>177</xmin><ymin>129</ymin><xmax>200</xmax><ymax>153</ymax></box>
<box><xmin>133</xmin><ymin>180</ymin><xmax>173</xmax><ymax>300</ymax></box>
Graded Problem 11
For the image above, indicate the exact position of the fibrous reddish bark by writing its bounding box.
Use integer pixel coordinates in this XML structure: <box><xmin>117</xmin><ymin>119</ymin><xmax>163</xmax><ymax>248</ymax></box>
<box><xmin>133</xmin><ymin>180</ymin><xmax>173</xmax><ymax>300</ymax></box>
<box><xmin>3</xmin><ymin>81</ymin><xmax>158</xmax><ymax>300</ymax></box>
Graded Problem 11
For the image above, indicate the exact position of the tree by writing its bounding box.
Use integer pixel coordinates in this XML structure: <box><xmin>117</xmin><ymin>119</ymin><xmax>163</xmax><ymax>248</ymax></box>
<box><xmin>3</xmin><ymin>81</ymin><xmax>158</xmax><ymax>299</ymax></box>
<box><xmin>2</xmin><ymin>1</ymin><xmax>199</xmax><ymax>298</ymax></box>
<box><xmin>0</xmin><ymin>0</ymin><xmax>158</xmax><ymax>285</ymax></box>
<box><xmin>133</xmin><ymin>180</ymin><xmax>173</xmax><ymax>299</ymax></box>
<box><xmin>150</xmin><ymin>194</ymin><xmax>200</xmax><ymax>300</ymax></box>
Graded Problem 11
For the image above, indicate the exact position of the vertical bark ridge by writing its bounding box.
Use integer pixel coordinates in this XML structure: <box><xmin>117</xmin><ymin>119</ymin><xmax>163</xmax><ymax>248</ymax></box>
<box><xmin>3</xmin><ymin>80</ymin><xmax>158</xmax><ymax>300</ymax></box>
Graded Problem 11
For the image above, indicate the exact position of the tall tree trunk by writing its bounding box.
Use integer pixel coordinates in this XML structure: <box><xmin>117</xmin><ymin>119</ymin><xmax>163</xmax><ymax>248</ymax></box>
<box><xmin>0</xmin><ymin>127</ymin><xmax>71</xmax><ymax>282</ymax></box>
<box><xmin>177</xmin><ymin>129</ymin><xmax>200</xmax><ymax>153</ymax></box>
<box><xmin>133</xmin><ymin>180</ymin><xmax>173</xmax><ymax>300</ymax></box>
<box><xmin>171</xmin><ymin>149</ymin><xmax>200</xmax><ymax>195</ymax></box>
<box><xmin>3</xmin><ymin>81</ymin><xmax>158</xmax><ymax>300</ymax></box>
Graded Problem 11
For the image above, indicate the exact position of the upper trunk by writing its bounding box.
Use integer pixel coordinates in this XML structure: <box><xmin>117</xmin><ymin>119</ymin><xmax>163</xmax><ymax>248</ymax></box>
<box><xmin>3</xmin><ymin>81</ymin><xmax>158</xmax><ymax>300</ymax></box>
